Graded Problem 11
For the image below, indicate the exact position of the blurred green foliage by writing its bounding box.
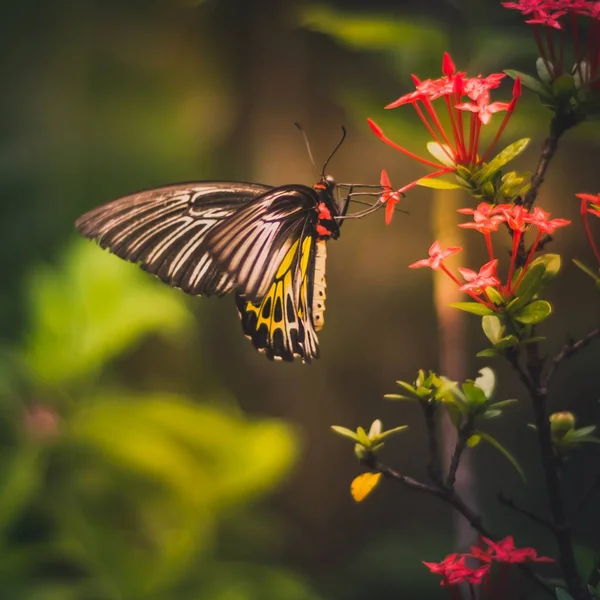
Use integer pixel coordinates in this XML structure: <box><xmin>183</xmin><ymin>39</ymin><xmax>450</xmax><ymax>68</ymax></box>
<box><xmin>0</xmin><ymin>239</ymin><xmax>309</xmax><ymax>600</ymax></box>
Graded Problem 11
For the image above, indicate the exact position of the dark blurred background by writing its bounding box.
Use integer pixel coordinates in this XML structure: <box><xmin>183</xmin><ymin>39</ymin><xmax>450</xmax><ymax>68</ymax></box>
<box><xmin>1</xmin><ymin>1</ymin><xmax>600</xmax><ymax>599</ymax></box>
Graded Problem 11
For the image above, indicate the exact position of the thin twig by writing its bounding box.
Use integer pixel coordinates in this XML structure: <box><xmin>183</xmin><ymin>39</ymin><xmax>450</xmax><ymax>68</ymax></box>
<box><xmin>497</xmin><ymin>492</ymin><xmax>555</xmax><ymax>532</ymax></box>
<box><xmin>544</xmin><ymin>327</ymin><xmax>600</xmax><ymax>388</ymax></box>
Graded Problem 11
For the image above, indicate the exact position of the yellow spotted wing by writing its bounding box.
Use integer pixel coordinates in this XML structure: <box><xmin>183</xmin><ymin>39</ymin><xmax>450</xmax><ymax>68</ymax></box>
<box><xmin>235</xmin><ymin>235</ymin><xmax>329</xmax><ymax>363</ymax></box>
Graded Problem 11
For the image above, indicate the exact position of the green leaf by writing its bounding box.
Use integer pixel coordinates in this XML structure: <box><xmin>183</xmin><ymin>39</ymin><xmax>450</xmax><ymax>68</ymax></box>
<box><xmin>493</xmin><ymin>335</ymin><xmax>520</xmax><ymax>350</ymax></box>
<box><xmin>535</xmin><ymin>58</ymin><xmax>553</xmax><ymax>84</ymax></box>
<box><xmin>492</xmin><ymin>399</ymin><xmax>519</xmax><ymax>409</ymax></box>
<box><xmin>21</xmin><ymin>240</ymin><xmax>193</xmax><ymax>388</ymax></box>
<box><xmin>504</xmin><ymin>69</ymin><xmax>554</xmax><ymax>100</ymax></box>
<box><xmin>416</xmin><ymin>386</ymin><xmax>434</xmax><ymax>398</ymax></box>
<box><xmin>521</xmin><ymin>336</ymin><xmax>547</xmax><ymax>344</ymax></box>
<box><xmin>477</xmin><ymin>138</ymin><xmax>530</xmax><ymax>182</ymax></box>
<box><xmin>482</xmin><ymin>409</ymin><xmax>502</xmax><ymax>419</ymax></box>
<box><xmin>510</xmin><ymin>263</ymin><xmax>547</xmax><ymax>312</ymax></box>
<box><xmin>416</xmin><ymin>177</ymin><xmax>462</xmax><ymax>190</ymax></box>
<box><xmin>449</xmin><ymin>302</ymin><xmax>495</xmax><ymax>316</ymax></box>
<box><xmin>356</xmin><ymin>427</ymin><xmax>370</xmax><ymax>447</ymax></box>
<box><xmin>426</xmin><ymin>142</ymin><xmax>455</xmax><ymax>167</ymax></box>
<box><xmin>396</xmin><ymin>381</ymin><xmax>418</xmax><ymax>395</ymax></box>
<box><xmin>485</xmin><ymin>286</ymin><xmax>504</xmax><ymax>306</ymax></box>
<box><xmin>570</xmin><ymin>425</ymin><xmax>597</xmax><ymax>438</ymax></box>
<box><xmin>513</xmin><ymin>300</ymin><xmax>552</xmax><ymax>324</ymax></box>
<box><xmin>467</xmin><ymin>434</ymin><xmax>482</xmax><ymax>447</ymax></box>
<box><xmin>368</xmin><ymin>420</ymin><xmax>382</xmax><ymax>437</ymax></box>
<box><xmin>556</xmin><ymin>588</ymin><xmax>575</xmax><ymax>600</ymax></box>
<box><xmin>297</xmin><ymin>5</ymin><xmax>447</xmax><ymax>53</ymax></box>
<box><xmin>378</xmin><ymin>425</ymin><xmax>409</xmax><ymax>440</ymax></box>
<box><xmin>474</xmin><ymin>367</ymin><xmax>496</xmax><ymax>400</ymax></box>
<box><xmin>482</xmin><ymin>315</ymin><xmax>504</xmax><ymax>344</ymax></box>
<box><xmin>477</xmin><ymin>348</ymin><xmax>499</xmax><ymax>358</ymax></box>
<box><xmin>530</xmin><ymin>254</ymin><xmax>561</xmax><ymax>280</ymax></box>
<box><xmin>383</xmin><ymin>394</ymin><xmax>415</xmax><ymax>401</ymax></box>
<box><xmin>476</xmin><ymin>430</ymin><xmax>526</xmax><ymax>482</ymax></box>
<box><xmin>330</xmin><ymin>426</ymin><xmax>359</xmax><ymax>441</ymax></box>
<box><xmin>572</xmin><ymin>435</ymin><xmax>600</xmax><ymax>444</ymax></box>
<box><xmin>552</xmin><ymin>74</ymin><xmax>576</xmax><ymax>99</ymax></box>
<box><xmin>573</xmin><ymin>259</ymin><xmax>600</xmax><ymax>281</ymax></box>
<box><xmin>462</xmin><ymin>381</ymin><xmax>488</xmax><ymax>407</ymax></box>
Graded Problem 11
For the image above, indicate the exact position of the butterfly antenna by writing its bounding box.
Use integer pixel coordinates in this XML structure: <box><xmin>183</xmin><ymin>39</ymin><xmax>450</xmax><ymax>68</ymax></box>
<box><xmin>321</xmin><ymin>125</ymin><xmax>347</xmax><ymax>177</ymax></box>
<box><xmin>294</xmin><ymin>122</ymin><xmax>317</xmax><ymax>170</ymax></box>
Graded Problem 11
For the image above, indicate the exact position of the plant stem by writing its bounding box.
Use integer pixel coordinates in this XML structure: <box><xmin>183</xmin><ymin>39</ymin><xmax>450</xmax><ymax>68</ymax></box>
<box><xmin>523</xmin><ymin>116</ymin><xmax>568</xmax><ymax>210</ymax></box>
<box><xmin>422</xmin><ymin>401</ymin><xmax>443</xmax><ymax>485</ymax></box>
<box><xmin>517</xmin><ymin>343</ymin><xmax>588</xmax><ymax>600</ymax></box>
<box><xmin>446</xmin><ymin>419</ymin><xmax>474</xmax><ymax>490</ymax></box>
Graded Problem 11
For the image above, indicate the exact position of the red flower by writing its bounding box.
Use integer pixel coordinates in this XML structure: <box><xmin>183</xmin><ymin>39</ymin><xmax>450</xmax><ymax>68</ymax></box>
<box><xmin>379</xmin><ymin>169</ymin><xmax>402</xmax><ymax>225</ymax></box>
<box><xmin>458</xmin><ymin>202</ymin><xmax>506</xmax><ymax>234</ymax></box>
<box><xmin>576</xmin><ymin>192</ymin><xmax>600</xmax><ymax>209</ymax></box>
<box><xmin>576</xmin><ymin>192</ymin><xmax>600</xmax><ymax>264</ymax></box>
<box><xmin>524</xmin><ymin>207</ymin><xmax>571</xmax><ymax>234</ymax></box>
<box><xmin>503</xmin><ymin>0</ymin><xmax>600</xmax><ymax>87</ymax></box>
<box><xmin>501</xmin><ymin>204</ymin><xmax>530</xmax><ymax>232</ymax></box>
<box><xmin>480</xmin><ymin>536</ymin><xmax>555</xmax><ymax>564</ymax></box>
<box><xmin>459</xmin><ymin>259</ymin><xmax>501</xmax><ymax>294</ymax></box>
<box><xmin>409</xmin><ymin>241</ymin><xmax>462</xmax><ymax>270</ymax></box>
<box><xmin>423</xmin><ymin>554</ymin><xmax>491</xmax><ymax>587</ymax></box>
<box><xmin>368</xmin><ymin>53</ymin><xmax>521</xmax><ymax>202</ymax></box>
<box><xmin>456</xmin><ymin>91</ymin><xmax>511</xmax><ymax>125</ymax></box>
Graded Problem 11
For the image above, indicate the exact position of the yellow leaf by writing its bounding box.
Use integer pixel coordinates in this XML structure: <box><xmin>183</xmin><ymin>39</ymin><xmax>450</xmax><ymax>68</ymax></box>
<box><xmin>350</xmin><ymin>472</ymin><xmax>382</xmax><ymax>502</ymax></box>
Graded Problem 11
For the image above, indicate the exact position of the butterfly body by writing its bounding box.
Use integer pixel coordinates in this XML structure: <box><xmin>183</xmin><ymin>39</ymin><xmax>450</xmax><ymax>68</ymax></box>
<box><xmin>75</xmin><ymin>175</ymin><xmax>348</xmax><ymax>363</ymax></box>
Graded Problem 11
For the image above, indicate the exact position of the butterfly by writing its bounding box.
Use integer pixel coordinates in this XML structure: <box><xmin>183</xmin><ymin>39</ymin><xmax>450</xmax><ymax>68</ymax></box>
<box><xmin>75</xmin><ymin>130</ymin><xmax>383</xmax><ymax>363</ymax></box>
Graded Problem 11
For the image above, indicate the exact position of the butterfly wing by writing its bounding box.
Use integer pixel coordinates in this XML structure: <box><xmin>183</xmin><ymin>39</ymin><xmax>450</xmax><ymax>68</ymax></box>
<box><xmin>75</xmin><ymin>181</ymin><xmax>271</xmax><ymax>296</ymax></box>
<box><xmin>206</xmin><ymin>185</ymin><xmax>319</xmax><ymax>302</ymax></box>
<box><xmin>236</xmin><ymin>234</ymin><xmax>327</xmax><ymax>363</ymax></box>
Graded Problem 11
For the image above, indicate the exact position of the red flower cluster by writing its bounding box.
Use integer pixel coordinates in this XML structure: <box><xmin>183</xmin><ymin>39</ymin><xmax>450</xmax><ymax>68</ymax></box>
<box><xmin>409</xmin><ymin>202</ymin><xmax>570</xmax><ymax>308</ymax></box>
<box><xmin>503</xmin><ymin>0</ymin><xmax>600</xmax><ymax>27</ymax></box>
<box><xmin>424</xmin><ymin>536</ymin><xmax>554</xmax><ymax>590</ymax></box>
<box><xmin>369</xmin><ymin>52</ymin><xmax>521</xmax><ymax>215</ymax></box>
<box><xmin>423</xmin><ymin>553</ymin><xmax>490</xmax><ymax>587</ymax></box>
<box><xmin>503</xmin><ymin>0</ymin><xmax>600</xmax><ymax>86</ymax></box>
<box><xmin>576</xmin><ymin>192</ymin><xmax>600</xmax><ymax>264</ymax></box>
<box><xmin>474</xmin><ymin>536</ymin><xmax>555</xmax><ymax>564</ymax></box>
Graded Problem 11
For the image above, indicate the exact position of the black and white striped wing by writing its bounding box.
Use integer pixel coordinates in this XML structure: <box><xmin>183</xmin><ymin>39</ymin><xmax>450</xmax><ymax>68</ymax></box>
<box><xmin>75</xmin><ymin>182</ymin><xmax>270</xmax><ymax>296</ymax></box>
<box><xmin>206</xmin><ymin>185</ymin><xmax>319</xmax><ymax>302</ymax></box>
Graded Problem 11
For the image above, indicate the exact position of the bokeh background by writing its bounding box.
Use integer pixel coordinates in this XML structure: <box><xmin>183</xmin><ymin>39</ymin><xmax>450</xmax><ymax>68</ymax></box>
<box><xmin>2</xmin><ymin>1</ymin><xmax>600</xmax><ymax>598</ymax></box>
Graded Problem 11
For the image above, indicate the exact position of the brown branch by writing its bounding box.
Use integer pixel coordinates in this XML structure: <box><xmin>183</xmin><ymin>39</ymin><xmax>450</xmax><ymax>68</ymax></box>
<box><xmin>497</xmin><ymin>492</ymin><xmax>555</xmax><ymax>532</ymax></box>
<box><xmin>523</xmin><ymin>116</ymin><xmax>569</xmax><ymax>210</ymax></box>
<box><xmin>446</xmin><ymin>418</ymin><xmax>474</xmax><ymax>490</ymax></box>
